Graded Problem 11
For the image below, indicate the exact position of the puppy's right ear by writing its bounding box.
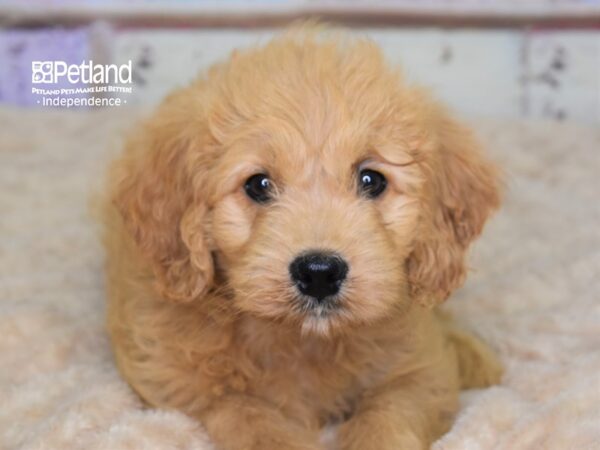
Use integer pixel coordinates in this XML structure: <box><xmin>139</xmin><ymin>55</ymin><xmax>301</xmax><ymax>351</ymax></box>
<box><xmin>110</xmin><ymin>95</ymin><xmax>214</xmax><ymax>302</ymax></box>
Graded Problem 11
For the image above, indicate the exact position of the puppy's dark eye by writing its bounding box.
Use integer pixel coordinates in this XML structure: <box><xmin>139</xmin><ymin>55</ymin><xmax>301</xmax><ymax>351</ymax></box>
<box><xmin>358</xmin><ymin>169</ymin><xmax>387</xmax><ymax>198</ymax></box>
<box><xmin>244</xmin><ymin>173</ymin><xmax>273</xmax><ymax>203</ymax></box>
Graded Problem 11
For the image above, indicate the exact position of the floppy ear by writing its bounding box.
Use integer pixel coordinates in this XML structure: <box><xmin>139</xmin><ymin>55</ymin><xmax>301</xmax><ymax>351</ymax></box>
<box><xmin>110</xmin><ymin>96</ymin><xmax>214</xmax><ymax>302</ymax></box>
<box><xmin>407</xmin><ymin>108</ymin><xmax>501</xmax><ymax>307</ymax></box>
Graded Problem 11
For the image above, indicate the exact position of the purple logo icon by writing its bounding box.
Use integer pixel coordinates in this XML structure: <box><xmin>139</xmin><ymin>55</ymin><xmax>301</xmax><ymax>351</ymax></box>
<box><xmin>32</xmin><ymin>61</ymin><xmax>54</xmax><ymax>83</ymax></box>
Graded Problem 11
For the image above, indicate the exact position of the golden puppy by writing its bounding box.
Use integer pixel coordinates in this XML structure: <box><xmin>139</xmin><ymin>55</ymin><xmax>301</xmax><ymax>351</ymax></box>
<box><xmin>104</xmin><ymin>26</ymin><xmax>503</xmax><ymax>450</ymax></box>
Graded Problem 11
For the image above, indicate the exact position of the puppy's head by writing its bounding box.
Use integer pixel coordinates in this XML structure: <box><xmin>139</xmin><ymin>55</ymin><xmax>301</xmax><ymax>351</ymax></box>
<box><xmin>111</xmin><ymin>30</ymin><xmax>500</xmax><ymax>335</ymax></box>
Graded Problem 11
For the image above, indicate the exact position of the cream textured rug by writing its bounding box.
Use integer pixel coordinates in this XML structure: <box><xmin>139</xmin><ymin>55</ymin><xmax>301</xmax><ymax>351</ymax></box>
<box><xmin>1</xmin><ymin>107</ymin><xmax>599</xmax><ymax>450</ymax></box>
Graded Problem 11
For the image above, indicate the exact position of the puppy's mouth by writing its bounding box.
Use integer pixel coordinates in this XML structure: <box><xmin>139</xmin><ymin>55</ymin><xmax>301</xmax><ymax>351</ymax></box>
<box><xmin>286</xmin><ymin>249</ymin><xmax>351</xmax><ymax>335</ymax></box>
<box><xmin>290</xmin><ymin>292</ymin><xmax>351</xmax><ymax>336</ymax></box>
<box><xmin>292</xmin><ymin>293</ymin><xmax>343</xmax><ymax>316</ymax></box>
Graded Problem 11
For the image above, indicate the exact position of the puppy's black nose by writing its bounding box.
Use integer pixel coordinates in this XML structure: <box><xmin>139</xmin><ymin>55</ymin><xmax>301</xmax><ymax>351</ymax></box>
<box><xmin>289</xmin><ymin>252</ymin><xmax>348</xmax><ymax>301</ymax></box>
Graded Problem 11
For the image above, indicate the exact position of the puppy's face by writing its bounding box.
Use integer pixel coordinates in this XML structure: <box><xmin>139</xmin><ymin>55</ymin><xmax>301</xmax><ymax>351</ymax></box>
<box><xmin>113</xmin><ymin>33</ymin><xmax>500</xmax><ymax>336</ymax></box>
<box><xmin>208</xmin><ymin>105</ymin><xmax>422</xmax><ymax>335</ymax></box>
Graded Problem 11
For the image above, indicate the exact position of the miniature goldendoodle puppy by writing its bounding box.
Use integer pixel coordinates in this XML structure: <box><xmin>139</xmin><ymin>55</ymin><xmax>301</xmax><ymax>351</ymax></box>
<box><xmin>104</xmin><ymin>26</ymin><xmax>503</xmax><ymax>450</ymax></box>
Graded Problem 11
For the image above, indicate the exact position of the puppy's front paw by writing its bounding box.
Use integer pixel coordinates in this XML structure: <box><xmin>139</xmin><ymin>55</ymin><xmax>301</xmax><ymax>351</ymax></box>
<box><xmin>235</xmin><ymin>434</ymin><xmax>324</xmax><ymax>450</ymax></box>
<box><xmin>337</xmin><ymin>414</ymin><xmax>426</xmax><ymax>450</ymax></box>
<box><xmin>212</xmin><ymin>430</ymin><xmax>324</xmax><ymax>450</ymax></box>
<box><xmin>199</xmin><ymin>395</ymin><xmax>324</xmax><ymax>450</ymax></box>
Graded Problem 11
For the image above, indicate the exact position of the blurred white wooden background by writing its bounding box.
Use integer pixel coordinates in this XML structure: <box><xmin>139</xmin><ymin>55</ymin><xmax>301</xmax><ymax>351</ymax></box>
<box><xmin>1</xmin><ymin>0</ymin><xmax>599</xmax><ymax>122</ymax></box>
<box><xmin>111</xmin><ymin>27</ymin><xmax>600</xmax><ymax>123</ymax></box>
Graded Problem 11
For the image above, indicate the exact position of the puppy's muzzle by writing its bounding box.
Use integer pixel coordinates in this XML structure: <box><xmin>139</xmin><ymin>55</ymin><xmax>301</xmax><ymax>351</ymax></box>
<box><xmin>289</xmin><ymin>251</ymin><xmax>348</xmax><ymax>302</ymax></box>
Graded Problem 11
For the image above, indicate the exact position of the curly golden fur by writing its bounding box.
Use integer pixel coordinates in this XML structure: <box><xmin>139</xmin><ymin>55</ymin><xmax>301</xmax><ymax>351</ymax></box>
<box><xmin>103</xmin><ymin>26</ymin><xmax>503</xmax><ymax>450</ymax></box>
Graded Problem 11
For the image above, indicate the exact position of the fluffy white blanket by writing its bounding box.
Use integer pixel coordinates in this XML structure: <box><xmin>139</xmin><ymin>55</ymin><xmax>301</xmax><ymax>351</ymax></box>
<box><xmin>1</xmin><ymin>107</ymin><xmax>598</xmax><ymax>450</ymax></box>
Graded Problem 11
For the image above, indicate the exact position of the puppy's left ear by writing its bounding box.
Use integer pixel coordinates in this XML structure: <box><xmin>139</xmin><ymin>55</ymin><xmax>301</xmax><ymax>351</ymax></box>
<box><xmin>407</xmin><ymin>106</ymin><xmax>501</xmax><ymax>307</ymax></box>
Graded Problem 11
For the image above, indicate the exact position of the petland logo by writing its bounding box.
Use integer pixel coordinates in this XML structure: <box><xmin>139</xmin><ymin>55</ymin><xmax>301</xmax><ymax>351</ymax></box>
<box><xmin>31</xmin><ymin>60</ymin><xmax>133</xmax><ymax>108</ymax></box>
<box><xmin>32</xmin><ymin>60</ymin><xmax>132</xmax><ymax>84</ymax></box>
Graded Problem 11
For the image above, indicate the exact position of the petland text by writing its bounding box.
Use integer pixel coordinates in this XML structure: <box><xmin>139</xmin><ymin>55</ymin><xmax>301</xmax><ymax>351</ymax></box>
<box><xmin>32</xmin><ymin>60</ymin><xmax>132</xmax><ymax>85</ymax></box>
